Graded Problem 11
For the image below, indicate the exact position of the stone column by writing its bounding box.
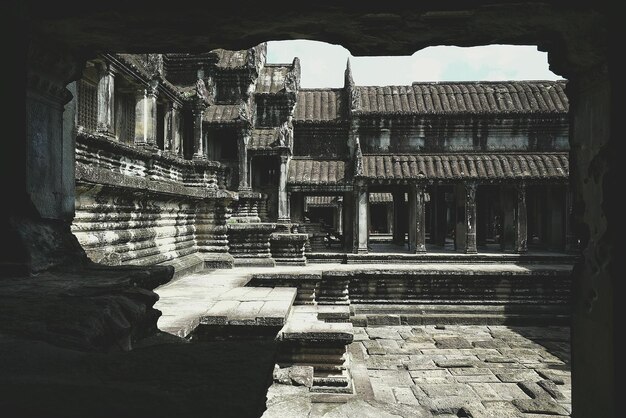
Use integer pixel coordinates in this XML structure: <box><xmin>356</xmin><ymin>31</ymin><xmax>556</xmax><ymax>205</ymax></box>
<box><xmin>353</xmin><ymin>184</ymin><xmax>368</xmax><ymax>254</ymax></box>
<box><xmin>454</xmin><ymin>184</ymin><xmax>465</xmax><ymax>251</ymax></box>
<box><xmin>18</xmin><ymin>42</ymin><xmax>89</xmax><ymax>271</ymax></box>
<box><xmin>342</xmin><ymin>192</ymin><xmax>354</xmax><ymax>251</ymax></box>
<box><xmin>172</xmin><ymin>103</ymin><xmax>182</xmax><ymax>156</ymax></box>
<box><xmin>548</xmin><ymin>185</ymin><xmax>565</xmax><ymax>250</ymax></box>
<box><xmin>238</xmin><ymin>128</ymin><xmax>251</xmax><ymax>190</ymax></box>
<box><xmin>476</xmin><ymin>187</ymin><xmax>488</xmax><ymax>247</ymax></box>
<box><xmin>564</xmin><ymin>185</ymin><xmax>577</xmax><ymax>252</ymax></box>
<box><xmin>392</xmin><ymin>191</ymin><xmax>404</xmax><ymax>245</ymax></box>
<box><xmin>429</xmin><ymin>186</ymin><xmax>438</xmax><ymax>244</ymax></box>
<box><xmin>337</xmin><ymin>197</ymin><xmax>343</xmax><ymax>234</ymax></box>
<box><xmin>515</xmin><ymin>183</ymin><xmax>528</xmax><ymax>253</ymax></box>
<box><xmin>134</xmin><ymin>89</ymin><xmax>147</xmax><ymax>146</ymax></box>
<box><xmin>464</xmin><ymin>182</ymin><xmax>478</xmax><ymax>254</ymax></box>
<box><xmin>386</xmin><ymin>202</ymin><xmax>394</xmax><ymax>235</ymax></box>
<box><xmin>134</xmin><ymin>83</ymin><xmax>158</xmax><ymax>149</ymax></box>
<box><xmin>192</xmin><ymin>102</ymin><xmax>206</xmax><ymax>159</ymax></box>
<box><xmin>291</xmin><ymin>192</ymin><xmax>305</xmax><ymax>223</ymax></box>
<box><xmin>146</xmin><ymin>82</ymin><xmax>158</xmax><ymax>147</ymax></box>
<box><xmin>408</xmin><ymin>184</ymin><xmax>426</xmax><ymax>253</ymax></box>
<box><xmin>96</xmin><ymin>62</ymin><xmax>115</xmax><ymax>137</ymax></box>
<box><xmin>500</xmin><ymin>186</ymin><xmax>516</xmax><ymax>251</ymax></box>
<box><xmin>163</xmin><ymin>102</ymin><xmax>174</xmax><ymax>154</ymax></box>
<box><xmin>438</xmin><ymin>188</ymin><xmax>449</xmax><ymax>247</ymax></box>
<box><xmin>278</xmin><ymin>154</ymin><xmax>290</xmax><ymax>222</ymax></box>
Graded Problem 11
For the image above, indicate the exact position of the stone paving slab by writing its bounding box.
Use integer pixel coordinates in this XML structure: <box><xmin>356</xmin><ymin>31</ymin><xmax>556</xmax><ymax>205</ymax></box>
<box><xmin>202</xmin><ymin>286</ymin><xmax>298</xmax><ymax>327</ymax></box>
<box><xmin>267</xmin><ymin>324</ymin><xmax>572</xmax><ymax>417</ymax></box>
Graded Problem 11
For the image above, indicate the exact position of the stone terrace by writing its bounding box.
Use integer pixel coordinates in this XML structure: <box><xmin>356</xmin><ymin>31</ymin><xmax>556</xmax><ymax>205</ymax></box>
<box><xmin>154</xmin><ymin>263</ymin><xmax>572</xmax><ymax>416</ymax></box>
<box><xmin>155</xmin><ymin>262</ymin><xmax>573</xmax><ymax>337</ymax></box>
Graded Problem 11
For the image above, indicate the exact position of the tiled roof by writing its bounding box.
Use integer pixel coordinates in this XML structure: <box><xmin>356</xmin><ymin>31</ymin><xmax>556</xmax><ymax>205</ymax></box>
<box><xmin>203</xmin><ymin>105</ymin><xmax>241</xmax><ymax>124</ymax></box>
<box><xmin>370</xmin><ymin>192</ymin><xmax>393</xmax><ymax>203</ymax></box>
<box><xmin>305</xmin><ymin>196</ymin><xmax>338</xmax><ymax>206</ymax></box>
<box><xmin>256</xmin><ymin>65</ymin><xmax>291</xmax><ymax>94</ymax></box>
<box><xmin>212</xmin><ymin>49</ymin><xmax>248</xmax><ymax>69</ymax></box>
<box><xmin>356</xmin><ymin>81</ymin><xmax>568</xmax><ymax>115</ymax></box>
<box><xmin>249</xmin><ymin>128</ymin><xmax>277</xmax><ymax>149</ymax></box>
<box><xmin>362</xmin><ymin>153</ymin><xmax>569</xmax><ymax>180</ymax></box>
<box><xmin>294</xmin><ymin>89</ymin><xmax>345</xmax><ymax>122</ymax></box>
<box><xmin>288</xmin><ymin>159</ymin><xmax>348</xmax><ymax>185</ymax></box>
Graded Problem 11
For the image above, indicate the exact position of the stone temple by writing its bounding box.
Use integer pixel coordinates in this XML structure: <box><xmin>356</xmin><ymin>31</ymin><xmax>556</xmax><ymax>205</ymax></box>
<box><xmin>4</xmin><ymin>3</ymin><xmax>616</xmax><ymax>417</ymax></box>
<box><xmin>73</xmin><ymin>45</ymin><xmax>573</xmax><ymax>267</ymax></box>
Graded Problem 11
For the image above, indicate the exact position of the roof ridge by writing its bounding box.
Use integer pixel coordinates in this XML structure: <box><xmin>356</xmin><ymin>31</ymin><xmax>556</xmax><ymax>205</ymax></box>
<box><xmin>354</xmin><ymin>80</ymin><xmax>566</xmax><ymax>88</ymax></box>
<box><xmin>263</xmin><ymin>63</ymin><xmax>293</xmax><ymax>67</ymax></box>
<box><xmin>298</xmin><ymin>88</ymin><xmax>344</xmax><ymax>91</ymax></box>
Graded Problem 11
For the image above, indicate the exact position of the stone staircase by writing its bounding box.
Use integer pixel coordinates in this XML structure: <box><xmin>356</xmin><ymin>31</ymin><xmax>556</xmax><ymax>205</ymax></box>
<box><xmin>277</xmin><ymin>306</ymin><xmax>353</xmax><ymax>394</ymax></box>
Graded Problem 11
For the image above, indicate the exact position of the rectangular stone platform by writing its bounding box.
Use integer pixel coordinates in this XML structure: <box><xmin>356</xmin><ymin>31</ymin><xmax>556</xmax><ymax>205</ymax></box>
<box><xmin>201</xmin><ymin>287</ymin><xmax>297</xmax><ymax>328</ymax></box>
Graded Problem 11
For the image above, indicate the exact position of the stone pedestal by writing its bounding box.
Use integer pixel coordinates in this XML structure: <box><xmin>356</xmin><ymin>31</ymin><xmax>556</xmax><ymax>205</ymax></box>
<box><xmin>317</xmin><ymin>275</ymin><xmax>350</xmax><ymax>305</ymax></box>
<box><xmin>277</xmin><ymin>306</ymin><xmax>354</xmax><ymax>393</ymax></box>
<box><xmin>270</xmin><ymin>233</ymin><xmax>308</xmax><ymax>266</ymax></box>
<box><xmin>231</xmin><ymin>190</ymin><xmax>263</xmax><ymax>222</ymax></box>
<box><xmin>196</xmin><ymin>199</ymin><xmax>235</xmax><ymax>268</ymax></box>
<box><xmin>227</xmin><ymin>223</ymin><xmax>276</xmax><ymax>267</ymax></box>
<box><xmin>228</xmin><ymin>191</ymin><xmax>276</xmax><ymax>267</ymax></box>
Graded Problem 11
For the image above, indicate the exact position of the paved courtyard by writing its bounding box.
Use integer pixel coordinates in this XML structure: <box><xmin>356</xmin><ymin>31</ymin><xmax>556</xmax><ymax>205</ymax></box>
<box><xmin>265</xmin><ymin>325</ymin><xmax>571</xmax><ymax>417</ymax></box>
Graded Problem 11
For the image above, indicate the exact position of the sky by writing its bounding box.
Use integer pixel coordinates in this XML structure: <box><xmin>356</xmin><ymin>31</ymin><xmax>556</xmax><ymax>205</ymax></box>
<box><xmin>266</xmin><ymin>40</ymin><xmax>562</xmax><ymax>88</ymax></box>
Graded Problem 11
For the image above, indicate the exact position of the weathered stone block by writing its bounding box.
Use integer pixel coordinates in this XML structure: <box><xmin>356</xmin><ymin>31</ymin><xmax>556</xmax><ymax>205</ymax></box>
<box><xmin>512</xmin><ymin>398</ymin><xmax>568</xmax><ymax>415</ymax></box>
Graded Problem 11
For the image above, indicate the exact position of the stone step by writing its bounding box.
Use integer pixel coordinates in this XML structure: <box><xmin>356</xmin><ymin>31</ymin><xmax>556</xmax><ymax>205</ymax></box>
<box><xmin>159</xmin><ymin>253</ymin><xmax>234</xmax><ymax>283</ymax></box>
<box><xmin>343</xmin><ymin>252</ymin><xmax>579</xmax><ymax>264</ymax></box>
<box><xmin>307</xmin><ymin>252</ymin><xmax>578</xmax><ymax>264</ymax></box>
<box><xmin>350</xmin><ymin>311</ymin><xmax>570</xmax><ymax>327</ymax></box>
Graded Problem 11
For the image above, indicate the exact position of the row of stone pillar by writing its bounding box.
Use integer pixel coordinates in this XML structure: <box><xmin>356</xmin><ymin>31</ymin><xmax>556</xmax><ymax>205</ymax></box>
<box><xmin>93</xmin><ymin>61</ymin><xmax>185</xmax><ymax>156</ymax></box>
<box><xmin>285</xmin><ymin>183</ymin><xmax>532</xmax><ymax>255</ymax></box>
<box><xmin>351</xmin><ymin>182</ymin><xmax>530</xmax><ymax>255</ymax></box>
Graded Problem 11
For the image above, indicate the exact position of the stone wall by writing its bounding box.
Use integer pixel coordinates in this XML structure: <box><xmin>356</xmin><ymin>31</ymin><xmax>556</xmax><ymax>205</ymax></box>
<box><xmin>293</xmin><ymin>125</ymin><xmax>349</xmax><ymax>158</ymax></box>
<box><xmin>72</xmin><ymin>132</ymin><xmax>233</xmax><ymax>267</ymax></box>
<box><xmin>359</xmin><ymin>116</ymin><xmax>569</xmax><ymax>154</ymax></box>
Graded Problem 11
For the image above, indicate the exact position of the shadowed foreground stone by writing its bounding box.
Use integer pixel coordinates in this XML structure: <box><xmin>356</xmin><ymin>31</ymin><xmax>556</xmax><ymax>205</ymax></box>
<box><xmin>0</xmin><ymin>263</ymin><xmax>172</xmax><ymax>351</ymax></box>
<box><xmin>0</xmin><ymin>333</ymin><xmax>277</xmax><ymax>418</ymax></box>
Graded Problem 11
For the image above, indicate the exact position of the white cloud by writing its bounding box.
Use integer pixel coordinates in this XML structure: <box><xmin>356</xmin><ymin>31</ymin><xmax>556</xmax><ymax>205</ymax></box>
<box><xmin>266</xmin><ymin>40</ymin><xmax>563</xmax><ymax>88</ymax></box>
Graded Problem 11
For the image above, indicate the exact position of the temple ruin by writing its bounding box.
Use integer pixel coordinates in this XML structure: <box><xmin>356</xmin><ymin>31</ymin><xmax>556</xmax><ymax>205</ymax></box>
<box><xmin>72</xmin><ymin>46</ymin><xmax>573</xmax><ymax>268</ymax></box>
<box><xmin>50</xmin><ymin>44</ymin><xmax>576</xmax><ymax>414</ymax></box>
<box><xmin>4</xmin><ymin>1</ymin><xmax>615</xmax><ymax>417</ymax></box>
